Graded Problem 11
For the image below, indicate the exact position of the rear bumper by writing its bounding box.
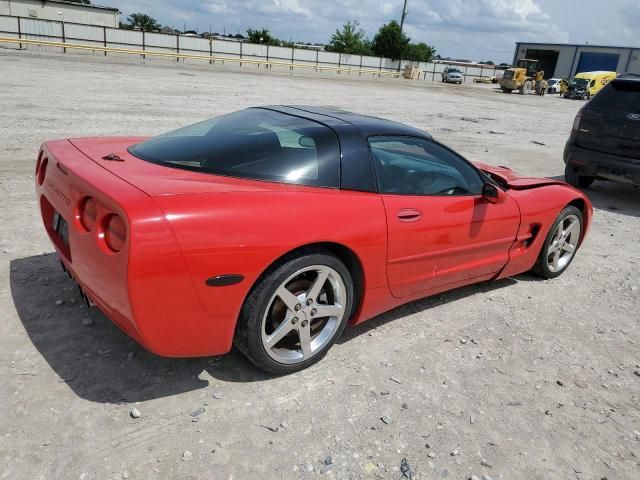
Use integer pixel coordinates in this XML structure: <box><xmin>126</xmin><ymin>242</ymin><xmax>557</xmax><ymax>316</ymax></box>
<box><xmin>36</xmin><ymin>140</ymin><xmax>236</xmax><ymax>357</ymax></box>
<box><xmin>564</xmin><ymin>142</ymin><xmax>640</xmax><ymax>186</ymax></box>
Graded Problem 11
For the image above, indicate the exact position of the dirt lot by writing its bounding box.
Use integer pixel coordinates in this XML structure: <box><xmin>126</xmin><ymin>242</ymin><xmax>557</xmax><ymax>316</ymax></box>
<box><xmin>1</xmin><ymin>51</ymin><xmax>639</xmax><ymax>480</ymax></box>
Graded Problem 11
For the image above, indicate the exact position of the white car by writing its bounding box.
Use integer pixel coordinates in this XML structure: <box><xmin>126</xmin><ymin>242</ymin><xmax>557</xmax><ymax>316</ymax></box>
<box><xmin>547</xmin><ymin>78</ymin><xmax>562</xmax><ymax>94</ymax></box>
<box><xmin>441</xmin><ymin>67</ymin><xmax>463</xmax><ymax>84</ymax></box>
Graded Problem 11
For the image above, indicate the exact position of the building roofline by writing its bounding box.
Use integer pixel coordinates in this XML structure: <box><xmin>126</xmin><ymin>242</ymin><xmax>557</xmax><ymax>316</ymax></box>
<box><xmin>515</xmin><ymin>41</ymin><xmax>640</xmax><ymax>51</ymax></box>
<box><xmin>31</xmin><ymin>0</ymin><xmax>120</xmax><ymax>13</ymax></box>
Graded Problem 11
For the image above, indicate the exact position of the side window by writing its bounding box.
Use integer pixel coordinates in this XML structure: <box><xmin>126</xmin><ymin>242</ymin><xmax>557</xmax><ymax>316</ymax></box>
<box><xmin>368</xmin><ymin>136</ymin><xmax>484</xmax><ymax>196</ymax></box>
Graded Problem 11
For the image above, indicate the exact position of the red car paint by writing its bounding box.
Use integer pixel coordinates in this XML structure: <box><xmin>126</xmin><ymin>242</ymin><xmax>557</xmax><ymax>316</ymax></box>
<box><xmin>35</xmin><ymin>137</ymin><xmax>592</xmax><ymax>357</ymax></box>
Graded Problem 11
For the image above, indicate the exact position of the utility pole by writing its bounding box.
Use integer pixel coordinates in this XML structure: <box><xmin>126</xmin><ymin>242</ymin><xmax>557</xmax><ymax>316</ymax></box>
<box><xmin>397</xmin><ymin>0</ymin><xmax>409</xmax><ymax>72</ymax></box>
<box><xmin>400</xmin><ymin>0</ymin><xmax>408</xmax><ymax>33</ymax></box>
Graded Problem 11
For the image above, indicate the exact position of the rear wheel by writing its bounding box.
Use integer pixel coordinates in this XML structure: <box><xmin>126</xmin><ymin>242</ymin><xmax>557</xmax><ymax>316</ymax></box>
<box><xmin>565</xmin><ymin>164</ymin><xmax>594</xmax><ymax>189</ymax></box>
<box><xmin>532</xmin><ymin>206</ymin><xmax>583</xmax><ymax>279</ymax></box>
<box><xmin>235</xmin><ymin>251</ymin><xmax>353</xmax><ymax>374</ymax></box>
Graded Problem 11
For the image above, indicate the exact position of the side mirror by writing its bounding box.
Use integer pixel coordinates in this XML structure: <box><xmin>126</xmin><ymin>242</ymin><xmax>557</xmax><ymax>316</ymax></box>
<box><xmin>482</xmin><ymin>183</ymin><xmax>503</xmax><ymax>204</ymax></box>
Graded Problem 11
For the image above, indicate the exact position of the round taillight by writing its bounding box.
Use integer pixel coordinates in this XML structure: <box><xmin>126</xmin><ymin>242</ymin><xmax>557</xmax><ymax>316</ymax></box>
<box><xmin>37</xmin><ymin>157</ymin><xmax>48</xmax><ymax>185</ymax></box>
<box><xmin>79</xmin><ymin>197</ymin><xmax>97</xmax><ymax>232</ymax></box>
<box><xmin>104</xmin><ymin>215</ymin><xmax>126</xmax><ymax>252</ymax></box>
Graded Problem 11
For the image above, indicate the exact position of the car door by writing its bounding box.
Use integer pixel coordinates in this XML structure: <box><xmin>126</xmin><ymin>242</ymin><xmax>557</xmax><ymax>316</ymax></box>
<box><xmin>368</xmin><ymin>136</ymin><xmax>520</xmax><ymax>299</ymax></box>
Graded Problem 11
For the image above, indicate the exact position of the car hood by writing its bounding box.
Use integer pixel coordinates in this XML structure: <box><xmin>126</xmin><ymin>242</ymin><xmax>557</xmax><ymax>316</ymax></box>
<box><xmin>473</xmin><ymin>162</ymin><xmax>567</xmax><ymax>190</ymax></box>
<box><xmin>68</xmin><ymin>137</ymin><xmax>305</xmax><ymax>196</ymax></box>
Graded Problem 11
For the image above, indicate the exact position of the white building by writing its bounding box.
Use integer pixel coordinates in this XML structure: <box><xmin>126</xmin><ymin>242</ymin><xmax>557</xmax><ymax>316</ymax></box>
<box><xmin>0</xmin><ymin>0</ymin><xmax>119</xmax><ymax>28</ymax></box>
<box><xmin>513</xmin><ymin>42</ymin><xmax>640</xmax><ymax>79</ymax></box>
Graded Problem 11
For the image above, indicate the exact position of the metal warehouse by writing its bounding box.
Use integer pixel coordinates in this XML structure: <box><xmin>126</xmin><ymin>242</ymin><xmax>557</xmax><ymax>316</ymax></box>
<box><xmin>0</xmin><ymin>0</ymin><xmax>119</xmax><ymax>28</ymax></box>
<box><xmin>513</xmin><ymin>42</ymin><xmax>640</xmax><ymax>79</ymax></box>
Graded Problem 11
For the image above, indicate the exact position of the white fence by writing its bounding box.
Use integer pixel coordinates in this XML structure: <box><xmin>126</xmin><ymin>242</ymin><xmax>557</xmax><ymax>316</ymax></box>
<box><xmin>0</xmin><ymin>14</ymin><xmax>499</xmax><ymax>82</ymax></box>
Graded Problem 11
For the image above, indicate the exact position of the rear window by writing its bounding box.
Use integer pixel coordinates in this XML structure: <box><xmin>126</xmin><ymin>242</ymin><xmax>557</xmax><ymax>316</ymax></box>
<box><xmin>589</xmin><ymin>80</ymin><xmax>640</xmax><ymax>110</ymax></box>
<box><xmin>128</xmin><ymin>108</ymin><xmax>340</xmax><ymax>187</ymax></box>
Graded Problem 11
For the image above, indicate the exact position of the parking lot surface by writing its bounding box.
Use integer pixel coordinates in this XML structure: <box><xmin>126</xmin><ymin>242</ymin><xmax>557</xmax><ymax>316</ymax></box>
<box><xmin>1</xmin><ymin>51</ymin><xmax>639</xmax><ymax>479</ymax></box>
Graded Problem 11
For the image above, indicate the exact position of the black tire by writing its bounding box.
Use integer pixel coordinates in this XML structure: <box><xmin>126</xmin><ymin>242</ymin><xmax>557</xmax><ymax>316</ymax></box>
<box><xmin>564</xmin><ymin>164</ymin><xmax>595</xmax><ymax>189</ymax></box>
<box><xmin>532</xmin><ymin>206</ymin><xmax>583</xmax><ymax>279</ymax></box>
<box><xmin>234</xmin><ymin>250</ymin><xmax>353</xmax><ymax>374</ymax></box>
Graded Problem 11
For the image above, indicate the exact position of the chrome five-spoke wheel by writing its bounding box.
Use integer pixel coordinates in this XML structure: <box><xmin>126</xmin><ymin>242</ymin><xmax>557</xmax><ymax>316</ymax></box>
<box><xmin>533</xmin><ymin>206</ymin><xmax>583</xmax><ymax>279</ymax></box>
<box><xmin>262</xmin><ymin>265</ymin><xmax>346</xmax><ymax>364</ymax></box>
<box><xmin>235</xmin><ymin>251</ymin><xmax>353</xmax><ymax>374</ymax></box>
<box><xmin>546</xmin><ymin>214</ymin><xmax>580</xmax><ymax>273</ymax></box>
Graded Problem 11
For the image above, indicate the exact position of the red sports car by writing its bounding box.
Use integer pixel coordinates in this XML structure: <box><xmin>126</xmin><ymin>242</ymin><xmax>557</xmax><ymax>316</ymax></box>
<box><xmin>36</xmin><ymin>106</ymin><xmax>592</xmax><ymax>373</ymax></box>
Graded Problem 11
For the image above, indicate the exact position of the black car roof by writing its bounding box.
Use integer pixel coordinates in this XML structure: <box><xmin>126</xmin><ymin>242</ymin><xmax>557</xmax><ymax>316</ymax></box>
<box><xmin>264</xmin><ymin>105</ymin><xmax>431</xmax><ymax>139</ymax></box>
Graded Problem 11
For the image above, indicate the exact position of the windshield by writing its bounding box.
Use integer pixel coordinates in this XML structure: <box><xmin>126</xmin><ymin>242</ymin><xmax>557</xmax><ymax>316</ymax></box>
<box><xmin>128</xmin><ymin>109</ymin><xmax>340</xmax><ymax>187</ymax></box>
<box><xmin>573</xmin><ymin>78</ymin><xmax>589</xmax><ymax>88</ymax></box>
<box><xmin>548</xmin><ymin>79</ymin><xmax>558</xmax><ymax>86</ymax></box>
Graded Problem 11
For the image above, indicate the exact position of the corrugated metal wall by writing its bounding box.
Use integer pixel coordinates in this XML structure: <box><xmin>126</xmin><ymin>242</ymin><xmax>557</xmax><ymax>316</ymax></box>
<box><xmin>0</xmin><ymin>14</ymin><xmax>18</xmax><ymax>49</ymax></box>
<box><xmin>0</xmin><ymin>13</ymin><xmax>500</xmax><ymax>81</ymax></box>
<box><xmin>6</xmin><ymin>0</ymin><xmax>118</xmax><ymax>28</ymax></box>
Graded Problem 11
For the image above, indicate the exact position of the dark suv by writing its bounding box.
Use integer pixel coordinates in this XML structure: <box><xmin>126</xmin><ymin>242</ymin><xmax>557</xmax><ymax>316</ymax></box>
<box><xmin>564</xmin><ymin>76</ymin><xmax>640</xmax><ymax>188</ymax></box>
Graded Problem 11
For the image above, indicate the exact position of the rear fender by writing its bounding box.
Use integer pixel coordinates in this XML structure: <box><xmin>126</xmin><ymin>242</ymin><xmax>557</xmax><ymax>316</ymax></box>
<box><xmin>154</xmin><ymin>188</ymin><xmax>389</xmax><ymax>353</ymax></box>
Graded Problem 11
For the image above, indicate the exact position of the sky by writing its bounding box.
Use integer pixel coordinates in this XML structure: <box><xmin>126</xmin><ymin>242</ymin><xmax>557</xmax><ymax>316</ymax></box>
<box><xmin>109</xmin><ymin>0</ymin><xmax>640</xmax><ymax>63</ymax></box>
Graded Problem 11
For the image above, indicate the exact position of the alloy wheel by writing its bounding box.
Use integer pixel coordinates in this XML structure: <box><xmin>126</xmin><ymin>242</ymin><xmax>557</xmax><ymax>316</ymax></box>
<box><xmin>546</xmin><ymin>214</ymin><xmax>581</xmax><ymax>273</ymax></box>
<box><xmin>261</xmin><ymin>265</ymin><xmax>346</xmax><ymax>364</ymax></box>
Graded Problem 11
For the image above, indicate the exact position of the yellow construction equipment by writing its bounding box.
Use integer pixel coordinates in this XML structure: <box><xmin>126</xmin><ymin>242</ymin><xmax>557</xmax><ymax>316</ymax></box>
<box><xmin>499</xmin><ymin>59</ymin><xmax>540</xmax><ymax>94</ymax></box>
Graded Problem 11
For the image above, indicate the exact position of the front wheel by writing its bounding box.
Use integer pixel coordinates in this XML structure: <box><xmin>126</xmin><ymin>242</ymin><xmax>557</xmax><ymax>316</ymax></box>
<box><xmin>532</xmin><ymin>206</ymin><xmax>583</xmax><ymax>279</ymax></box>
<box><xmin>519</xmin><ymin>80</ymin><xmax>532</xmax><ymax>95</ymax></box>
<box><xmin>235</xmin><ymin>251</ymin><xmax>353</xmax><ymax>374</ymax></box>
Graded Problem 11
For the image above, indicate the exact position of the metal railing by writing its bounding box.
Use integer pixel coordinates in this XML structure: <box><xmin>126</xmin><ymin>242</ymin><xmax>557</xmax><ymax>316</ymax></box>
<box><xmin>0</xmin><ymin>13</ymin><xmax>498</xmax><ymax>82</ymax></box>
<box><xmin>0</xmin><ymin>36</ymin><xmax>406</xmax><ymax>76</ymax></box>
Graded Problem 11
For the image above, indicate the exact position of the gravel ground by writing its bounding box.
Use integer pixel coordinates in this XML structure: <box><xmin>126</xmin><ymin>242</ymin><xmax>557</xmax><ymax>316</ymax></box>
<box><xmin>1</xmin><ymin>51</ymin><xmax>639</xmax><ymax>480</ymax></box>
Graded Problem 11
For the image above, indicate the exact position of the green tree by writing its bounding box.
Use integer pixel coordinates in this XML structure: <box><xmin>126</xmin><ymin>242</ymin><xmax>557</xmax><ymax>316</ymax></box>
<box><xmin>327</xmin><ymin>20</ymin><xmax>372</xmax><ymax>55</ymax></box>
<box><xmin>246</xmin><ymin>28</ymin><xmax>274</xmax><ymax>44</ymax></box>
<box><xmin>126</xmin><ymin>13</ymin><xmax>161</xmax><ymax>32</ymax></box>
<box><xmin>405</xmin><ymin>42</ymin><xmax>436</xmax><ymax>62</ymax></box>
<box><xmin>371</xmin><ymin>20</ymin><xmax>410</xmax><ymax>60</ymax></box>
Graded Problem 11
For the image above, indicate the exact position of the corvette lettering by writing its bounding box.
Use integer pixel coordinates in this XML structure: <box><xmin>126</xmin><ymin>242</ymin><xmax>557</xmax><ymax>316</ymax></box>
<box><xmin>45</xmin><ymin>177</ymin><xmax>71</xmax><ymax>206</ymax></box>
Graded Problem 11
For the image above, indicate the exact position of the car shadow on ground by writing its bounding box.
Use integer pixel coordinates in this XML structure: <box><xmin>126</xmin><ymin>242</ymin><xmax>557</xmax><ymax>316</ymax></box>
<box><xmin>549</xmin><ymin>176</ymin><xmax>640</xmax><ymax>218</ymax></box>
<box><xmin>338</xmin><ymin>277</ymin><xmax>518</xmax><ymax>343</ymax></box>
<box><xmin>11</xmin><ymin>252</ymin><xmax>520</xmax><ymax>402</ymax></box>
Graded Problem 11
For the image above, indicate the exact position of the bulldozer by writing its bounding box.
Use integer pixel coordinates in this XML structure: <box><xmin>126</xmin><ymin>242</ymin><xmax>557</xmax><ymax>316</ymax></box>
<box><xmin>499</xmin><ymin>59</ymin><xmax>540</xmax><ymax>94</ymax></box>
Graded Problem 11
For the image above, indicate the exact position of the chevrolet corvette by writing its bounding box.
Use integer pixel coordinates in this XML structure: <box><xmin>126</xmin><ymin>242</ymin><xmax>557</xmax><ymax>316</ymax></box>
<box><xmin>36</xmin><ymin>106</ymin><xmax>592</xmax><ymax>373</ymax></box>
